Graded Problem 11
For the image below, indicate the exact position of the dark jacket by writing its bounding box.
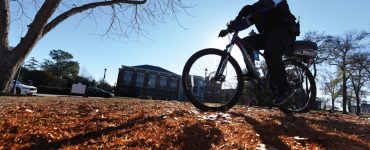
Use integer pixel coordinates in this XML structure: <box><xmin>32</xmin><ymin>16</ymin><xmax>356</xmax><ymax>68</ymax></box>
<box><xmin>235</xmin><ymin>0</ymin><xmax>297</xmax><ymax>34</ymax></box>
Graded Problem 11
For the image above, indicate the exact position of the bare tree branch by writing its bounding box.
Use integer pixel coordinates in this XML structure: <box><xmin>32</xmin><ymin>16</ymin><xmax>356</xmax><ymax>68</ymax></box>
<box><xmin>42</xmin><ymin>0</ymin><xmax>147</xmax><ymax>37</ymax></box>
<box><xmin>9</xmin><ymin>1</ymin><xmax>41</xmax><ymax>38</ymax></box>
<box><xmin>14</xmin><ymin>0</ymin><xmax>62</xmax><ymax>58</ymax></box>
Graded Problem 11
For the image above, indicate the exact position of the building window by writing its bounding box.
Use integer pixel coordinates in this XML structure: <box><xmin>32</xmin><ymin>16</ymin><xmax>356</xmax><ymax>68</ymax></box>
<box><xmin>160</xmin><ymin>76</ymin><xmax>168</xmax><ymax>89</ymax></box>
<box><xmin>136</xmin><ymin>73</ymin><xmax>145</xmax><ymax>87</ymax></box>
<box><xmin>170</xmin><ymin>78</ymin><xmax>178</xmax><ymax>89</ymax></box>
<box><xmin>148</xmin><ymin>74</ymin><xmax>157</xmax><ymax>88</ymax></box>
<box><xmin>123</xmin><ymin>71</ymin><xmax>133</xmax><ymax>85</ymax></box>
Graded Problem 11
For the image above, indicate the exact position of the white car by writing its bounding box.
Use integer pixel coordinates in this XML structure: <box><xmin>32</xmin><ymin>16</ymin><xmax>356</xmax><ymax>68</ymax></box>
<box><xmin>10</xmin><ymin>81</ymin><xmax>37</xmax><ymax>95</ymax></box>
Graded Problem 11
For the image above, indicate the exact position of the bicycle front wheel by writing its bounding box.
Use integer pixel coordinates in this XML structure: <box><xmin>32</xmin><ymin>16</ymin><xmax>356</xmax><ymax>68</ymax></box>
<box><xmin>182</xmin><ymin>48</ymin><xmax>244</xmax><ymax>111</ymax></box>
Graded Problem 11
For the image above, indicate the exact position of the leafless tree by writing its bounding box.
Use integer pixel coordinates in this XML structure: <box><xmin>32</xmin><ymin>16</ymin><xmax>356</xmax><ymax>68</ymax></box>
<box><xmin>348</xmin><ymin>52</ymin><xmax>370</xmax><ymax>115</ymax></box>
<box><xmin>0</xmin><ymin>0</ymin><xmax>190</xmax><ymax>92</ymax></box>
<box><xmin>320</xmin><ymin>69</ymin><xmax>341</xmax><ymax>113</ymax></box>
<box><xmin>323</xmin><ymin>30</ymin><xmax>369</xmax><ymax>113</ymax></box>
<box><xmin>303</xmin><ymin>31</ymin><xmax>331</xmax><ymax>78</ymax></box>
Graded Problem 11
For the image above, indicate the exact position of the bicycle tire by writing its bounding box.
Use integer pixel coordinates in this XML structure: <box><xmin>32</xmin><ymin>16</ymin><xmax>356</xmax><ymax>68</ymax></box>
<box><xmin>182</xmin><ymin>48</ymin><xmax>244</xmax><ymax>111</ymax></box>
<box><xmin>278</xmin><ymin>59</ymin><xmax>317</xmax><ymax>113</ymax></box>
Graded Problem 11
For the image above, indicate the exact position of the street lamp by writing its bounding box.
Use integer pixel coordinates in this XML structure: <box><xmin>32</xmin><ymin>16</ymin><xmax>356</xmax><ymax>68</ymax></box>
<box><xmin>103</xmin><ymin>68</ymin><xmax>107</xmax><ymax>82</ymax></box>
<box><xmin>205</xmin><ymin>68</ymin><xmax>208</xmax><ymax>79</ymax></box>
<box><xmin>201</xmin><ymin>68</ymin><xmax>208</xmax><ymax>101</ymax></box>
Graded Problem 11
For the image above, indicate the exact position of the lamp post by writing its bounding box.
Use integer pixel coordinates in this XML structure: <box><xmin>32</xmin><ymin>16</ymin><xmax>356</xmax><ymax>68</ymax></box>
<box><xmin>204</xmin><ymin>68</ymin><xmax>208</xmax><ymax>79</ymax></box>
<box><xmin>202</xmin><ymin>68</ymin><xmax>208</xmax><ymax>101</ymax></box>
<box><xmin>103</xmin><ymin>68</ymin><xmax>107</xmax><ymax>82</ymax></box>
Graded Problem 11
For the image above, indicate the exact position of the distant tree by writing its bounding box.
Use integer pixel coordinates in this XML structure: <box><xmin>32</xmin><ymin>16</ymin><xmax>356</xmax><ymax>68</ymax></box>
<box><xmin>21</xmin><ymin>70</ymin><xmax>54</xmax><ymax>87</ymax></box>
<box><xmin>321</xmin><ymin>97</ymin><xmax>331</xmax><ymax>111</ymax></box>
<box><xmin>323</xmin><ymin>31</ymin><xmax>369</xmax><ymax>113</ymax></box>
<box><xmin>77</xmin><ymin>66</ymin><xmax>95</xmax><ymax>86</ymax></box>
<box><xmin>348</xmin><ymin>52</ymin><xmax>370</xmax><ymax>115</ymax></box>
<box><xmin>321</xmin><ymin>69</ymin><xmax>341</xmax><ymax>113</ymax></box>
<box><xmin>79</xmin><ymin>67</ymin><xmax>94</xmax><ymax>80</ymax></box>
<box><xmin>41</xmin><ymin>49</ymin><xmax>80</xmax><ymax>79</ymax></box>
<box><xmin>303</xmin><ymin>31</ymin><xmax>331</xmax><ymax>78</ymax></box>
<box><xmin>347</xmin><ymin>89</ymin><xmax>355</xmax><ymax>113</ymax></box>
<box><xmin>24</xmin><ymin>57</ymin><xmax>39</xmax><ymax>71</ymax></box>
<box><xmin>98</xmin><ymin>78</ymin><xmax>113</xmax><ymax>92</ymax></box>
<box><xmin>0</xmin><ymin>0</ymin><xmax>190</xmax><ymax>92</ymax></box>
<box><xmin>78</xmin><ymin>76</ymin><xmax>95</xmax><ymax>87</ymax></box>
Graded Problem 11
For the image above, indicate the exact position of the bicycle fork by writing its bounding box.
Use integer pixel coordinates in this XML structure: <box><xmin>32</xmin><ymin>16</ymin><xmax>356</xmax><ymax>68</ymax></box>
<box><xmin>213</xmin><ymin>42</ymin><xmax>237</xmax><ymax>82</ymax></box>
<box><xmin>213</xmin><ymin>50</ymin><xmax>230</xmax><ymax>82</ymax></box>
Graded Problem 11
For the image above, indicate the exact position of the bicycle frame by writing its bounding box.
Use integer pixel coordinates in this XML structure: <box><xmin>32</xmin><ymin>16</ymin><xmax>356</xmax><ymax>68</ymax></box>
<box><xmin>215</xmin><ymin>31</ymin><xmax>266</xmax><ymax>88</ymax></box>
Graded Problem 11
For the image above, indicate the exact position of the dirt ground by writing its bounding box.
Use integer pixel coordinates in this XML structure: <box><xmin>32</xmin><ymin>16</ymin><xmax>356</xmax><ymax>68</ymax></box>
<box><xmin>0</xmin><ymin>96</ymin><xmax>369</xmax><ymax>150</ymax></box>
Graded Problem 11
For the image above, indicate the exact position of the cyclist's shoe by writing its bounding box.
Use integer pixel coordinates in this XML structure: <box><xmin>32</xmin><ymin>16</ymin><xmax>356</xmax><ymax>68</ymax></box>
<box><xmin>273</xmin><ymin>88</ymin><xmax>295</xmax><ymax>105</ymax></box>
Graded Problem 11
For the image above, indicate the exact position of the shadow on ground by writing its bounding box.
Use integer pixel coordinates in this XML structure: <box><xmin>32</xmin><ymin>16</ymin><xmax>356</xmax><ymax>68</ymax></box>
<box><xmin>230</xmin><ymin>112</ymin><xmax>370</xmax><ymax>149</ymax></box>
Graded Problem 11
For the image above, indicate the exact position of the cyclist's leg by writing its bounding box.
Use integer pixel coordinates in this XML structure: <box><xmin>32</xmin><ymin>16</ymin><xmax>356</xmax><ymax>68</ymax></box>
<box><xmin>264</xmin><ymin>29</ymin><xmax>295</xmax><ymax>102</ymax></box>
<box><xmin>241</xmin><ymin>34</ymin><xmax>265</xmax><ymax>79</ymax></box>
<box><xmin>241</xmin><ymin>34</ymin><xmax>265</xmax><ymax>63</ymax></box>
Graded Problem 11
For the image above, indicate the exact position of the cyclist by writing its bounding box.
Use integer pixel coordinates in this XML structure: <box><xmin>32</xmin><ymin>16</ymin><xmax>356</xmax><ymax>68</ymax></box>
<box><xmin>219</xmin><ymin>0</ymin><xmax>300</xmax><ymax>105</ymax></box>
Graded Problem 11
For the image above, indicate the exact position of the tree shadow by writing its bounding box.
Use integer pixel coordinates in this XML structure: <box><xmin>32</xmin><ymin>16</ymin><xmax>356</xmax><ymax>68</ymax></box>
<box><xmin>274</xmin><ymin>114</ymin><xmax>370</xmax><ymax>149</ymax></box>
<box><xmin>22</xmin><ymin>108</ymin><xmax>370</xmax><ymax>149</ymax></box>
<box><xmin>302</xmin><ymin>114</ymin><xmax>370</xmax><ymax>139</ymax></box>
<box><xmin>177</xmin><ymin>122</ymin><xmax>224</xmax><ymax>150</ymax></box>
<box><xmin>27</xmin><ymin>109</ymin><xmax>225</xmax><ymax>149</ymax></box>
<box><xmin>230</xmin><ymin>112</ymin><xmax>370</xmax><ymax>149</ymax></box>
<box><xmin>230</xmin><ymin>112</ymin><xmax>291</xmax><ymax>149</ymax></box>
<box><xmin>28</xmin><ymin>113</ymin><xmax>166</xmax><ymax>149</ymax></box>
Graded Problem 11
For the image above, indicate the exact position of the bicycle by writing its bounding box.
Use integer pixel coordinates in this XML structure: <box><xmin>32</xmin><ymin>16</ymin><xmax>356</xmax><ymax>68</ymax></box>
<box><xmin>181</xmin><ymin>27</ymin><xmax>317</xmax><ymax>113</ymax></box>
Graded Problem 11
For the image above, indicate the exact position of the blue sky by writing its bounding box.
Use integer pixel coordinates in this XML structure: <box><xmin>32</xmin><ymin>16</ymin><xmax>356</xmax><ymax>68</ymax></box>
<box><xmin>9</xmin><ymin>0</ymin><xmax>370</xmax><ymax>86</ymax></box>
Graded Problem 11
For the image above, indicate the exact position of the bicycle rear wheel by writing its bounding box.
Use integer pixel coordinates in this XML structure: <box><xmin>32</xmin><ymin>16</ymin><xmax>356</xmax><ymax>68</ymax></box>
<box><xmin>182</xmin><ymin>48</ymin><xmax>244</xmax><ymax>111</ymax></box>
<box><xmin>278</xmin><ymin>59</ymin><xmax>317</xmax><ymax>113</ymax></box>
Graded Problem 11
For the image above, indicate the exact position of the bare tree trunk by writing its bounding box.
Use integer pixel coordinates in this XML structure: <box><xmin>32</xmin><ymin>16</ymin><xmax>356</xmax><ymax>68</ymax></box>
<box><xmin>0</xmin><ymin>1</ymin><xmax>12</xmax><ymax>92</ymax></box>
<box><xmin>348</xmin><ymin>98</ymin><xmax>352</xmax><ymax>113</ymax></box>
<box><xmin>342</xmin><ymin>61</ymin><xmax>348</xmax><ymax>114</ymax></box>
<box><xmin>0</xmin><ymin>49</ymin><xmax>22</xmax><ymax>92</ymax></box>
<box><xmin>355</xmin><ymin>92</ymin><xmax>361</xmax><ymax>115</ymax></box>
<box><xmin>348</xmin><ymin>92</ymin><xmax>353</xmax><ymax>113</ymax></box>
<box><xmin>342</xmin><ymin>83</ymin><xmax>348</xmax><ymax>114</ymax></box>
<box><xmin>331</xmin><ymin>98</ymin><xmax>335</xmax><ymax>113</ymax></box>
<box><xmin>0</xmin><ymin>1</ymin><xmax>10</xmax><ymax>49</ymax></box>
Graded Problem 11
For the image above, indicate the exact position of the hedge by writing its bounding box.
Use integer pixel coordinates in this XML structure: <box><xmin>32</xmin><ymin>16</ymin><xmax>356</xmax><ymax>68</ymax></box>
<box><xmin>37</xmin><ymin>86</ymin><xmax>71</xmax><ymax>95</ymax></box>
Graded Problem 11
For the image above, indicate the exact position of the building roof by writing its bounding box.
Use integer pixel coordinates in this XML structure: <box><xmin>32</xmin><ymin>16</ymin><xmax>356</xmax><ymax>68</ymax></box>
<box><xmin>132</xmin><ymin>65</ymin><xmax>178</xmax><ymax>75</ymax></box>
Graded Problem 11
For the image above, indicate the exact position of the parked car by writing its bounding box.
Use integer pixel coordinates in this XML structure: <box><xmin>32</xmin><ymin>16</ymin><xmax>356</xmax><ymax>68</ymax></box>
<box><xmin>10</xmin><ymin>80</ymin><xmax>37</xmax><ymax>95</ymax></box>
<box><xmin>84</xmin><ymin>87</ymin><xmax>114</xmax><ymax>98</ymax></box>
